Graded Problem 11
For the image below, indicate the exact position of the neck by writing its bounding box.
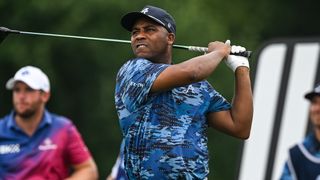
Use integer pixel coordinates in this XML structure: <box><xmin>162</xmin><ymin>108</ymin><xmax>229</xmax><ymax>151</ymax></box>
<box><xmin>162</xmin><ymin>47</ymin><xmax>173</xmax><ymax>64</ymax></box>
<box><xmin>152</xmin><ymin>56</ymin><xmax>172</xmax><ymax>64</ymax></box>
<box><xmin>148</xmin><ymin>47</ymin><xmax>173</xmax><ymax>64</ymax></box>
<box><xmin>15</xmin><ymin>107</ymin><xmax>45</xmax><ymax>136</ymax></box>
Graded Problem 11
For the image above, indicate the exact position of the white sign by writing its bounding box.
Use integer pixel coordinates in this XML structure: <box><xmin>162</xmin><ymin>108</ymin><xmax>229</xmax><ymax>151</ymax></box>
<box><xmin>238</xmin><ymin>38</ymin><xmax>320</xmax><ymax>180</ymax></box>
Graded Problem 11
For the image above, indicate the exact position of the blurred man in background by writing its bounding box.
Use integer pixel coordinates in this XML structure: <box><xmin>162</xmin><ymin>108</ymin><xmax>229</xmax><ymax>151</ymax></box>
<box><xmin>115</xmin><ymin>5</ymin><xmax>253</xmax><ymax>179</ymax></box>
<box><xmin>281</xmin><ymin>83</ymin><xmax>320</xmax><ymax>179</ymax></box>
<box><xmin>0</xmin><ymin>65</ymin><xmax>98</xmax><ymax>179</ymax></box>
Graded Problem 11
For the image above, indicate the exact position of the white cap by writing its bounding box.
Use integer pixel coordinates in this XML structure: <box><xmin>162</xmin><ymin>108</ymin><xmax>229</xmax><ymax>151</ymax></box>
<box><xmin>6</xmin><ymin>66</ymin><xmax>50</xmax><ymax>92</ymax></box>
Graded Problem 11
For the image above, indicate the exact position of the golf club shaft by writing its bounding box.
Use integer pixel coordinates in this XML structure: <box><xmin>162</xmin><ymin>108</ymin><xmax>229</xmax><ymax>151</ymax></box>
<box><xmin>20</xmin><ymin>31</ymin><xmax>132</xmax><ymax>44</ymax></box>
<box><xmin>2</xmin><ymin>27</ymin><xmax>252</xmax><ymax>57</ymax></box>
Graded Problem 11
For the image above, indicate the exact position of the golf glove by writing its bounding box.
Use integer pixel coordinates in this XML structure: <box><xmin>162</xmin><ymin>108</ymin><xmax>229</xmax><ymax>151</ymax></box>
<box><xmin>225</xmin><ymin>40</ymin><xmax>249</xmax><ymax>72</ymax></box>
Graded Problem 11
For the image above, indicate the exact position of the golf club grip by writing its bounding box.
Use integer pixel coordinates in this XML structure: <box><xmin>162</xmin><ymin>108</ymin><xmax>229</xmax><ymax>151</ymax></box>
<box><xmin>188</xmin><ymin>46</ymin><xmax>251</xmax><ymax>58</ymax></box>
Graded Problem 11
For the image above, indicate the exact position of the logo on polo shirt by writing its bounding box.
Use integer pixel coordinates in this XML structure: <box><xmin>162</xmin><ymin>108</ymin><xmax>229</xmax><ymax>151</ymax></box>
<box><xmin>38</xmin><ymin>138</ymin><xmax>57</xmax><ymax>151</ymax></box>
<box><xmin>0</xmin><ymin>144</ymin><xmax>20</xmax><ymax>154</ymax></box>
<box><xmin>183</xmin><ymin>85</ymin><xmax>195</xmax><ymax>94</ymax></box>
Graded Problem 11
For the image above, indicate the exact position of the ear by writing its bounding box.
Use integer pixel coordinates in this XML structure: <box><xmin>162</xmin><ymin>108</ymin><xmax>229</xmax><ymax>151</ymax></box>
<box><xmin>41</xmin><ymin>91</ymin><xmax>51</xmax><ymax>103</ymax></box>
<box><xmin>167</xmin><ymin>33</ymin><xmax>175</xmax><ymax>45</ymax></box>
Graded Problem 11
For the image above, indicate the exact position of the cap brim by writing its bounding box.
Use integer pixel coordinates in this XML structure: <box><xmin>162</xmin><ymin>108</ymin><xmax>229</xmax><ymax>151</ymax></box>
<box><xmin>121</xmin><ymin>12</ymin><xmax>152</xmax><ymax>32</ymax></box>
<box><xmin>5</xmin><ymin>78</ymin><xmax>43</xmax><ymax>91</ymax></box>
<box><xmin>5</xmin><ymin>78</ymin><xmax>15</xmax><ymax>90</ymax></box>
<box><xmin>121</xmin><ymin>12</ymin><xmax>165</xmax><ymax>32</ymax></box>
<box><xmin>305</xmin><ymin>92</ymin><xmax>320</xmax><ymax>100</ymax></box>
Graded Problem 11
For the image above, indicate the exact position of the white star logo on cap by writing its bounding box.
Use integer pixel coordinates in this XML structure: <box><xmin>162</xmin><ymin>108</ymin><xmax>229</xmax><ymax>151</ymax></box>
<box><xmin>21</xmin><ymin>70</ymin><xmax>29</xmax><ymax>75</ymax></box>
<box><xmin>141</xmin><ymin>8</ymin><xmax>149</xmax><ymax>14</ymax></box>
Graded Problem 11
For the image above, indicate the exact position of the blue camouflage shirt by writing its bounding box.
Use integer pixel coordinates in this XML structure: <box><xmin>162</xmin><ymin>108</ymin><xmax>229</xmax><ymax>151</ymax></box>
<box><xmin>115</xmin><ymin>58</ymin><xmax>231</xmax><ymax>179</ymax></box>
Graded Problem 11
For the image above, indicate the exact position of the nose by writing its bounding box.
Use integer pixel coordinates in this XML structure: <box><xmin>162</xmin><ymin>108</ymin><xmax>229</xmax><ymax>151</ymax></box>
<box><xmin>134</xmin><ymin>31</ymin><xmax>146</xmax><ymax>41</ymax></box>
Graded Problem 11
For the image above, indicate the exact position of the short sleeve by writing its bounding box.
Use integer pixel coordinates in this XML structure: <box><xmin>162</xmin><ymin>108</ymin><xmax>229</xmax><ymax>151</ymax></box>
<box><xmin>66</xmin><ymin>124</ymin><xmax>92</xmax><ymax>165</ymax></box>
<box><xmin>207</xmin><ymin>88</ymin><xmax>231</xmax><ymax>113</ymax></box>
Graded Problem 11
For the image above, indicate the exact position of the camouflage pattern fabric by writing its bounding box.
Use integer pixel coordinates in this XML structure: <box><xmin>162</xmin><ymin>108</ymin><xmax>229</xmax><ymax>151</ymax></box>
<box><xmin>115</xmin><ymin>58</ymin><xmax>231</xmax><ymax>179</ymax></box>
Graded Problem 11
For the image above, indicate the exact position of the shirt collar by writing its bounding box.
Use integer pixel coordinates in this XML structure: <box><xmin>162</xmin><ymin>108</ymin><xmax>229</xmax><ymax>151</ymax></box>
<box><xmin>7</xmin><ymin>109</ymin><xmax>52</xmax><ymax>131</ymax></box>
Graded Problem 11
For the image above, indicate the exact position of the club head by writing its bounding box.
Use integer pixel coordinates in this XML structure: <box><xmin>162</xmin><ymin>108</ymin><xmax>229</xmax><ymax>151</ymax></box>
<box><xmin>0</xmin><ymin>27</ymin><xmax>20</xmax><ymax>44</ymax></box>
<box><xmin>0</xmin><ymin>27</ymin><xmax>9</xmax><ymax>43</ymax></box>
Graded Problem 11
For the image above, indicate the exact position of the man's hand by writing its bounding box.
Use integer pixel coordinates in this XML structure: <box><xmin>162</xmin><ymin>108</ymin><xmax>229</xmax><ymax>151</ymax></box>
<box><xmin>225</xmin><ymin>40</ymin><xmax>249</xmax><ymax>72</ymax></box>
<box><xmin>207</xmin><ymin>41</ymin><xmax>231</xmax><ymax>57</ymax></box>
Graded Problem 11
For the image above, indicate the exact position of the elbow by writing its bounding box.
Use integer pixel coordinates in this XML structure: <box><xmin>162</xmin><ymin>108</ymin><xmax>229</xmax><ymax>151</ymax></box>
<box><xmin>232</xmin><ymin>121</ymin><xmax>253</xmax><ymax>140</ymax></box>
<box><xmin>231</xmin><ymin>130</ymin><xmax>250</xmax><ymax>140</ymax></box>
<box><xmin>93</xmin><ymin>172</ymin><xmax>99</xmax><ymax>180</ymax></box>
<box><xmin>86</xmin><ymin>160</ymin><xmax>99</xmax><ymax>180</ymax></box>
<box><xmin>236</xmin><ymin>124</ymin><xmax>252</xmax><ymax>140</ymax></box>
<box><xmin>231</xmin><ymin>112</ymin><xmax>253</xmax><ymax>140</ymax></box>
<box><xmin>69</xmin><ymin>159</ymin><xmax>99</xmax><ymax>180</ymax></box>
<box><xmin>91</xmin><ymin>165</ymin><xmax>99</xmax><ymax>180</ymax></box>
<box><xmin>238</xmin><ymin>131</ymin><xmax>251</xmax><ymax>140</ymax></box>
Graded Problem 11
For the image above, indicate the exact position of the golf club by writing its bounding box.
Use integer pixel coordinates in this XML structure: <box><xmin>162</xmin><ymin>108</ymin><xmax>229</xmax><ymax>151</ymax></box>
<box><xmin>0</xmin><ymin>26</ymin><xmax>252</xmax><ymax>58</ymax></box>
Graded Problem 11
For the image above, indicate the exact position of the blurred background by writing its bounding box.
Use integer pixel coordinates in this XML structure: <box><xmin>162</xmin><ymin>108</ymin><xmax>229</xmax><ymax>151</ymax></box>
<box><xmin>0</xmin><ymin>0</ymin><xmax>319</xmax><ymax>179</ymax></box>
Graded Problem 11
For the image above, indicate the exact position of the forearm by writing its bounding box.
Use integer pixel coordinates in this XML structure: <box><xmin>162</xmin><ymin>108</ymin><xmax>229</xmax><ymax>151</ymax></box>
<box><xmin>67</xmin><ymin>170</ymin><xmax>98</xmax><ymax>180</ymax></box>
<box><xmin>178</xmin><ymin>49</ymin><xmax>226</xmax><ymax>82</ymax></box>
<box><xmin>151</xmin><ymin>41</ymin><xmax>230</xmax><ymax>93</ymax></box>
<box><xmin>151</xmin><ymin>48</ymin><xmax>228</xmax><ymax>92</ymax></box>
<box><xmin>230</xmin><ymin>67</ymin><xmax>253</xmax><ymax>139</ymax></box>
<box><xmin>65</xmin><ymin>159</ymin><xmax>99</xmax><ymax>180</ymax></box>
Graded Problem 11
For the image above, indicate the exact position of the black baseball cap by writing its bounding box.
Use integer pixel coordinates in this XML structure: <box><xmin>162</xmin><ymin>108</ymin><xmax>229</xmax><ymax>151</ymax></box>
<box><xmin>305</xmin><ymin>83</ymin><xmax>320</xmax><ymax>100</ymax></box>
<box><xmin>121</xmin><ymin>5</ymin><xmax>176</xmax><ymax>35</ymax></box>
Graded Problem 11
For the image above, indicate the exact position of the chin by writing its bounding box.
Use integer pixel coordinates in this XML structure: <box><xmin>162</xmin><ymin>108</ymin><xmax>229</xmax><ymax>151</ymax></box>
<box><xmin>134</xmin><ymin>50</ymin><xmax>150</xmax><ymax>57</ymax></box>
<box><xmin>15</xmin><ymin>109</ymin><xmax>36</xmax><ymax>119</ymax></box>
<box><xmin>18</xmin><ymin>112</ymin><xmax>35</xmax><ymax>119</ymax></box>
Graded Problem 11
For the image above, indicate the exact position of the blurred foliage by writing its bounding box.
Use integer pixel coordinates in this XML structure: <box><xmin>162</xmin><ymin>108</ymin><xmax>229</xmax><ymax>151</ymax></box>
<box><xmin>0</xmin><ymin>0</ymin><xmax>319</xmax><ymax>179</ymax></box>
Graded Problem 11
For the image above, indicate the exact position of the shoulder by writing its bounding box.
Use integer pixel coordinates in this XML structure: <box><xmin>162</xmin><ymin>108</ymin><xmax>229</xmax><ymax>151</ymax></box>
<box><xmin>121</xmin><ymin>58</ymin><xmax>148</xmax><ymax>67</ymax></box>
<box><xmin>301</xmin><ymin>133</ymin><xmax>318</xmax><ymax>150</ymax></box>
<box><xmin>289</xmin><ymin>143</ymin><xmax>300</xmax><ymax>151</ymax></box>
<box><xmin>119</xmin><ymin>58</ymin><xmax>152</xmax><ymax>72</ymax></box>
<box><xmin>126</xmin><ymin>58</ymin><xmax>152</xmax><ymax>65</ymax></box>
<box><xmin>117</xmin><ymin>58</ymin><xmax>169</xmax><ymax>84</ymax></box>
<box><xmin>0</xmin><ymin>114</ymin><xmax>11</xmax><ymax>131</ymax></box>
<box><xmin>0</xmin><ymin>114</ymin><xmax>10</xmax><ymax>123</ymax></box>
<box><xmin>119</xmin><ymin>58</ymin><xmax>168</xmax><ymax>73</ymax></box>
<box><xmin>46</xmin><ymin>111</ymin><xmax>74</xmax><ymax>128</ymax></box>
<box><xmin>0</xmin><ymin>112</ymin><xmax>15</xmax><ymax>125</ymax></box>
